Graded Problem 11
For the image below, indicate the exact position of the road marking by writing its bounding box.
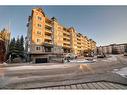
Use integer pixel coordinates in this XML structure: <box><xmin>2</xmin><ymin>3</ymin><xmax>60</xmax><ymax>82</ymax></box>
<box><xmin>96</xmin><ymin>82</ymin><xmax>108</xmax><ymax>89</ymax></box>
<box><xmin>101</xmin><ymin>82</ymin><xmax>115</xmax><ymax>89</ymax></box>
<box><xmin>81</xmin><ymin>83</ymin><xmax>89</xmax><ymax>89</ymax></box>
<box><xmin>111</xmin><ymin>83</ymin><xmax>127</xmax><ymax>89</ymax></box>
<box><xmin>65</xmin><ymin>85</ymin><xmax>71</xmax><ymax>89</ymax></box>
<box><xmin>90</xmin><ymin>83</ymin><xmax>101</xmax><ymax>89</ymax></box>
<box><xmin>86</xmin><ymin>83</ymin><xmax>96</xmax><ymax>89</ymax></box>
<box><xmin>52</xmin><ymin>86</ymin><xmax>60</xmax><ymax>89</ymax></box>
<box><xmin>76</xmin><ymin>84</ymin><xmax>83</xmax><ymax>89</ymax></box>
<box><xmin>59</xmin><ymin>86</ymin><xmax>65</xmax><ymax>89</ymax></box>
<box><xmin>70</xmin><ymin>85</ymin><xmax>77</xmax><ymax>89</ymax></box>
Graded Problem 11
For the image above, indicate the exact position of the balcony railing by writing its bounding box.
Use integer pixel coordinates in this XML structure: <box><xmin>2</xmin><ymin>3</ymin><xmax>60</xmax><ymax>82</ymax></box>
<box><xmin>45</xmin><ymin>23</ymin><xmax>52</xmax><ymax>28</ymax></box>
<box><xmin>45</xmin><ymin>29</ymin><xmax>52</xmax><ymax>34</ymax></box>
<box><xmin>63</xmin><ymin>45</ymin><xmax>70</xmax><ymax>48</ymax></box>
<box><xmin>63</xmin><ymin>41</ymin><xmax>70</xmax><ymax>44</ymax></box>
<box><xmin>63</xmin><ymin>36</ymin><xmax>70</xmax><ymax>40</ymax></box>
<box><xmin>63</xmin><ymin>31</ymin><xmax>70</xmax><ymax>36</ymax></box>
<box><xmin>45</xmin><ymin>35</ymin><xmax>52</xmax><ymax>40</ymax></box>
<box><xmin>44</xmin><ymin>41</ymin><xmax>52</xmax><ymax>45</ymax></box>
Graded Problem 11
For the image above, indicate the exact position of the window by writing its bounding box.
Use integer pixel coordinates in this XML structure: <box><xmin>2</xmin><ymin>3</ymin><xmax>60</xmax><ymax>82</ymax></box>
<box><xmin>38</xmin><ymin>16</ymin><xmax>42</xmax><ymax>21</ymax></box>
<box><xmin>37</xmin><ymin>24</ymin><xmax>42</xmax><ymax>28</ymax></box>
<box><xmin>37</xmin><ymin>31</ymin><xmax>41</xmax><ymax>35</ymax></box>
<box><xmin>37</xmin><ymin>39</ymin><xmax>41</xmax><ymax>43</ymax></box>
<box><xmin>36</xmin><ymin>46</ymin><xmax>41</xmax><ymax>50</ymax></box>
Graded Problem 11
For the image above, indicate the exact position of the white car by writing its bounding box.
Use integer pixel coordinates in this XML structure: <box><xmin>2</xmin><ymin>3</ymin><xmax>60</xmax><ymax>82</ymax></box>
<box><xmin>65</xmin><ymin>53</ymin><xmax>77</xmax><ymax>60</ymax></box>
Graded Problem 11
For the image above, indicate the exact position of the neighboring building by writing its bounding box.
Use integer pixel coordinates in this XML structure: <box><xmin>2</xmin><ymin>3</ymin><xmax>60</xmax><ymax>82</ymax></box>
<box><xmin>26</xmin><ymin>8</ymin><xmax>96</xmax><ymax>63</ymax></box>
<box><xmin>0</xmin><ymin>28</ymin><xmax>10</xmax><ymax>63</ymax></box>
<box><xmin>111</xmin><ymin>44</ymin><xmax>126</xmax><ymax>54</ymax></box>
<box><xmin>0</xmin><ymin>38</ymin><xmax>6</xmax><ymax>63</ymax></box>
<box><xmin>118</xmin><ymin>44</ymin><xmax>126</xmax><ymax>53</ymax></box>
<box><xmin>96</xmin><ymin>43</ymin><xmax>127</xmax><ymax>55</ymax></box>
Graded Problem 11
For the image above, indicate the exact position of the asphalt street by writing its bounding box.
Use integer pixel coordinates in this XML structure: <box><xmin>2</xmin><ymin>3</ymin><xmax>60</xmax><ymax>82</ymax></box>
<box><xmin>0</xmin><ymin>55</ymin><xmax>127</xmax><ymax>89</ymax></box>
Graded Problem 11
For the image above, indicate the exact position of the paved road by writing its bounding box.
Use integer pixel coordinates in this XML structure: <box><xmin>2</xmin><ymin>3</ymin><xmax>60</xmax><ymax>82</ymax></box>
<box><xmin>0</xmin><ymin>55</ymin><xmax>127</xmax><ymax>89</ymax></box>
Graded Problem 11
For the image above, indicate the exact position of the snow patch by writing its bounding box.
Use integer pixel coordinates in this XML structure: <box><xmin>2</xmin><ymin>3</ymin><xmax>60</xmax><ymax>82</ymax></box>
<box><xmin>6</xmin><ymin>65</ymin><xmax>73</xmax><ymax>71</ymax></box>
<box><xmin>103</xmin><ymin>55</ymin><xmax>117</xmax><ymax>62</ymax></box>
<box><xmin>113</xmin><ymin>67</ymin><xmax>127</xmax><ymax>78</ymax></box>
<box><xmin>69</xmin><ymin>59</ymin><xmax>96</xmax><ymax>63</ymax></box>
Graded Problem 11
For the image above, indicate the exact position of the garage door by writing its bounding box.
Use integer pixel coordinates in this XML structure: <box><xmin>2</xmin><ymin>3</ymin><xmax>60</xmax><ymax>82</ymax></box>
<box><xmin>35</xmin><ymin>58</ymin><xmax>48</xmax><ymax>63</ymax></box>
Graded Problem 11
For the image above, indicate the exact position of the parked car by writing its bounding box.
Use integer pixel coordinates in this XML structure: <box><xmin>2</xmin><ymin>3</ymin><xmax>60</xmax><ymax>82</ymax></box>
<box><xmin>97</xmin><ymin>54</ymin><xmax>106</xmax><ymax>58</ymax></box>
<box><xmin>124</xmin><ymin>53</ymin><xmax>127</xmax><ymax>56</ymax></box>
<box><xmin>85</xmin><ymin>53</ymin><xmax>94</xmax><ymax>57</ymax></box>
<box><xmin>65</xmin><ymin>53</ymin><xmax>77</xmax><ymax>60</ymax></box>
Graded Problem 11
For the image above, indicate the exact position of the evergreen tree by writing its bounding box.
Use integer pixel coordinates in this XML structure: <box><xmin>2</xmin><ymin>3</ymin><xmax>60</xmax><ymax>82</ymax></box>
<box><xmin>20</xmin><ymin>35</ymin><xmax>24</xmax><ymax>52</ymax></box>
<box><xmin>9</xmin><ymin>37</ymin><xmax>16</xmax><ymax>52</ymax></box>
<box><xmin>8</xmin><ymin>37</ymin><xmax>17</xmax><ymax>61</ymax></box>
<box><xmin>19</xmin><ymin>35</ymin><xmax>25</xmax><ymax>59</ymax></box>
<box><xmin>15</xmin><ymin>36</ymin><xmax>20</xmax><ymax>54</ymax></box>
<box><xmin>8</xmin><ymin>35</ymin><xmax>25</xmax><ymax>62</ymax></box>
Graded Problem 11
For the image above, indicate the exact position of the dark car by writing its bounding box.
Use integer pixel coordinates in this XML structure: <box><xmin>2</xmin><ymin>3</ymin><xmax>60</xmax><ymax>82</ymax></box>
<box><xmin>97</xmin><ymin>53</ymin><xmax>106</xmax><ymax>58</ymax></box>
<box><xmin>124</xmin><ymin>53</ymin><xmax>127</xmax><ymax>56</ymax></box>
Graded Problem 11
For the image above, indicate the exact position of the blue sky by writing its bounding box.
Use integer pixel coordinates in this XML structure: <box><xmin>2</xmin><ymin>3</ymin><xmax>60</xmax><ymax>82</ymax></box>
<box><xmin>0</xmin><ymin>6</ymin><xmax>127</xmax><ymax>46</ymax></box>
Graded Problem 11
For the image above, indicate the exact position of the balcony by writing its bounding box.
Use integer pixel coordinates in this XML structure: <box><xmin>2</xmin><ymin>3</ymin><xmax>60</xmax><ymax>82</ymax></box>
<box><xmin>45</xmin><ymin>35</ymin><xmax>52</xmax><ymax>40</ymax></box>
<box><xmin>63</xmin><ymin>31</ymin><xmax>70</xmax><ymax>36</ymax></box>
<box><xmin>45</xmin><ymin>24</ymin><xmax>52</xmax><ymax>31</ymax></box>
<box><xmin>63</xmin><ymin>41</ymin><xmax>70</xmax><ymax>44</ymax></box>
<box><xmin>45</xmin><ymin>17</ymin><xmax>52</xmax><ymax>27</ymax></box>
<box><xmin>63</xmin><ymin>37</ymin><xmax>70</xmax><ymax>41</ymax></box>
<box><xmin>77</xmin><ymin>37</ymin><xmax>81</xmax><ymax>41</ymax></box>
<box><xmin>45</xmin><ymin>23</ymin><xmax>52</xmax><ymax>28</ymax></box>
<box><xmin>77</xmin><ymin>44</ymin><xmax>81</xmax><ymax>47</ymax></box>
<box><xmin>45</xmin><ymin>29</ymin><xmax>52</xmax><ymax>34</ymax></box>
<box><xmin>77</xmin><ymin>41</ymin><xmax>81</xmax><ymax>44</ymax></box>
<box><xmin>63</xmin><ymin>36</ymin><xmax>70</xmax><ymax>40</ymax></box>
<box><xmin>44</xmin><ymin>41</ymin><xmax>52</xmax><ymax>45</ymax></box>
<box><xmin>44</xmin><ymin>38</ymin><xmax>53</xmax><ymax>45</ymax></box>
<box><xmin>77</xmin><ymin>46</ymin><xmax>81</xmax><ymax>49</ymax></box>
<box><xmin>63</xmin><ymin>43</ymin><xmax>71</xmax><ymax>48</ymax></box>
<box><xmin>63</xmin><ymin>45</ymin><xmax>70</xmax><ymax>48</ymax></box>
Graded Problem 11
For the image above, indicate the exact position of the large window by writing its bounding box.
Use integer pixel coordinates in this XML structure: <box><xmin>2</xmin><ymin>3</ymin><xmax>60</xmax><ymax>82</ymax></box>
<box><xmin>36</xmin><ymin>38</ymin><xmax>41</xmax><ymax>43</ymax></box>
<box><xmin>37</xmin><ymin>24</ymin><xmax>42</xmax><ymax>28</ymax></box>
<box><xmin>37</xmin><ymin>31</ymin><xmax>41</xmax><ymax>35</ymax></box>
<box><xmin>36</xmin><ymin>46</ymin><xmax>41</xmax><ymax>50</ymax></box>
<box><xmin>38</xmin><ymin>16</ymin><xmax>42</xmax><ymax>21</ymax></box>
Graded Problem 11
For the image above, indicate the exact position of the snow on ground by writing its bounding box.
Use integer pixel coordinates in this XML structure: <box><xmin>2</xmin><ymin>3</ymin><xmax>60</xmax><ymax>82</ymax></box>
<box><xmin>108</xmin><ymin>55</ymin><xmax>117</xmax><ymax>61</ymax></box>
<box><xmin>113</xmin><ymin>67</ymin><xmax>127</xmax><ymax>78</ymax></box>
<box><xmin>6</xmin><ymin>64</ymin><xmax>75</xmax><ymax>71</ymax></box>
<box><xmin>103</xmin><ymin>55</ymin><xmax>117</xmax><ymax>62</ymax></box>
<box><xmin>69</xmin><ymin>59</ymin><xmax>96</xmax><ymax>63</ymax></box>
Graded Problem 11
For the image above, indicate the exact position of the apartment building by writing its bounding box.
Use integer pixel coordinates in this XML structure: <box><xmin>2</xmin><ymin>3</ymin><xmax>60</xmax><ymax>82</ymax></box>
<box><xmin>96</xmin><ymin>43</ymin><xmax>127</xmax><ymax>55</ymax></box>
<box><xmin>26</xmin><ymin>8</ymin><xmax>96</xmax><ymax>63</ymax></box>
